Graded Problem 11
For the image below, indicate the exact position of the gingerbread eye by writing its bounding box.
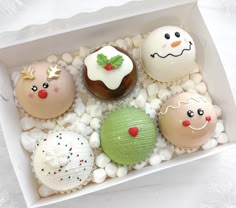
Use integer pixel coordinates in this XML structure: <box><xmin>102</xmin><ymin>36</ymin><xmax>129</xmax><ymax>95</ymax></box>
<box><xmin>43</xmin><ymin>82</ymin><xmax>49</xmax><ymax>89</ymax></box>
<box><xmin>31</xmin><ymin>85</ymin><xmax>38</xmax><ymax>92</ymax></box>
<box><xmin>164</xmin><ymin>33</ymin><xmax>170</xmax><ymax>39</ymax></box>
<box><xmin>175</xmin><ymin>32</ymin><xmax>180</xmax><ymax>38</ymax></box>
<box><xmin>197</xmin><ymin>108</ymin><xmax>204</xmax><ymax>116</ymax></box>
<box><xmin>187</xmin><ymin>110</ymin><xmax>194</xmax><ymax>117</ymax></box>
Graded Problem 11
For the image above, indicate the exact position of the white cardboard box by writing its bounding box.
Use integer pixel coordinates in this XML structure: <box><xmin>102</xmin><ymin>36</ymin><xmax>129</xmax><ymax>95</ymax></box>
<box><xmin>0</xmin><ymin>0</ymin><xmax>236</xmax><ymax>207</ymax></box>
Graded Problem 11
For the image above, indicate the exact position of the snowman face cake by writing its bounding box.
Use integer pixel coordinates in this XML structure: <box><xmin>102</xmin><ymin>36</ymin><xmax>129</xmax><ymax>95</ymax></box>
<box><xmin>141</xmin><ymin>26</ymin><xmax>196</xmax><ymax>82</ymax></box>
<box><xmin>159</xmin><ymin>93</ymin><xmax>217</xmax><ymax>148</ymax></box>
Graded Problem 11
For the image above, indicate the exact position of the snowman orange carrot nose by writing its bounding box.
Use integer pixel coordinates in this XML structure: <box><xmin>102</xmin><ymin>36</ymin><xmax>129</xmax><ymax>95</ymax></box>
<box><xmin>171</xmin><ymin>40</ymin><xmax>181</xmax><ymax>48</ymax></box>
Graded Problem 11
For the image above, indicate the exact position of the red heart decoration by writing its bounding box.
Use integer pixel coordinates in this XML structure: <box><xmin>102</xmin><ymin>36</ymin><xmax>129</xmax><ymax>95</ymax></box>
<box><xmin>128</xmin><ymin>127</ymin><xmax>139</xmax><ymax>137</ymax></box>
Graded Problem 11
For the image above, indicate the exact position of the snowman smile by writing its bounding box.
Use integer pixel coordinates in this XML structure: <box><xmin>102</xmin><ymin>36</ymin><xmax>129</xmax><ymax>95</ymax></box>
<box><xmin>150</xmin><ymin>41</ymin><xmax>192</xmax><ymax>59</ymax></box>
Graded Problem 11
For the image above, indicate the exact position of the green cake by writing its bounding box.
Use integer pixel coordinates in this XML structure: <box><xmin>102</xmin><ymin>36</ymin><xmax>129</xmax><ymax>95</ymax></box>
<box><xmin>100</xmin><ymin>107</ymin><xmax>157</xmax><ymax>165</ymax></box>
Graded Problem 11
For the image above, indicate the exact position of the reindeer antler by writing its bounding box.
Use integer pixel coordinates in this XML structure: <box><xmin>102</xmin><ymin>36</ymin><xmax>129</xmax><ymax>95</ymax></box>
<box><xmin>21</xmin><ymin>66</ymin><xmax>35</xmax><ymax>80</ymax></box>
<box><xmin>47</xmin><ymin>65</ymin><xmax>61</xmax><ymax>79</ymax></box>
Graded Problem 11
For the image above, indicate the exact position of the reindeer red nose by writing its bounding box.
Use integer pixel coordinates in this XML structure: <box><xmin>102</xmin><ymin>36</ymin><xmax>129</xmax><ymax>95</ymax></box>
<box><xmin>38</xmin><ymin>90</ymin><xmax>48</xmax><ymax>99</ymax></box>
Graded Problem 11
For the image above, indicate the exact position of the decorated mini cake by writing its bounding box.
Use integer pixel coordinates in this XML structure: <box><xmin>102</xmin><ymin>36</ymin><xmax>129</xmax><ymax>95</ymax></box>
<box><xmin>159</xmin><ymin>92</ymin><xmax>217</xmax><ymax>149</ymax></box>
<box><xmin>141</xmin><ymin>26</ymin><xmax>196</xmax><ymax>82</ymax></box>
<box><xmin>32</xmin><ymin>131</ymin><xmax>94</xmax><ymax>193</ymax></box>
<box><xmin>100</xmin><ymin>107</ymin><xmax>157</xmax><ymax>165</ymax></box>
<box><xmin>15</xmin><ymin>62</ymin><xmax>76</xmax><ymax>119</ymax></box>
<box><xmin>84</xmin><ymin>46</ymin><xmax>137</xmax><ymax>100</ymax></box>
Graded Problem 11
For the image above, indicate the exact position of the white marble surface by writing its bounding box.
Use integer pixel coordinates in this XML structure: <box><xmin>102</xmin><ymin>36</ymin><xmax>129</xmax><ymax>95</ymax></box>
<box><xmin>0</xmin><ymin>0</ymin><xmax>236</xmax><ymax>207</ymax></box>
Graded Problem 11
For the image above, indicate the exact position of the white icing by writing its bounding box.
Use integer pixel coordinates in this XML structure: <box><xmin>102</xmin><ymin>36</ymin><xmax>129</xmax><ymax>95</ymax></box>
<box><xmin>189</xmin><ymin>121</ymin><xmax>209</xmax><ymax>131</ymax></box>
<box><xmin>84</xmin><ymin>46</ymin><xmax>133</xmax><ymax>90</ymax></box>
<box><xmin>159</xmin><ymin>97</ymin><xmax>208</xmax><ymax>115</ymax></box>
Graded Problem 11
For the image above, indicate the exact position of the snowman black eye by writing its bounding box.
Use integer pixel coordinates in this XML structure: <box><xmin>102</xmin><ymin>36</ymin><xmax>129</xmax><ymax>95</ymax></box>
<box><xmin>31</xmin><ymin>85</ymin><xmax>38</xmax><ymax>92</ymax></box>
<box><xmin>175</xmin><ymin>32</ymin><xmax>180</xmax><ymax>38</ymax></box>
<box><xmin>197</xmin><ymin>108</ymin><xmax>204</xmax><ymax>116</ymax></box>
<box><xmin>187</xmin><ymin>110</ymin><xmax>194</xmax><ymax>117</ymax></box>
<box><xmin>43</xmin><ymin>82</ymin><xmax>49</xmax><ymax>89</ymax></box>
<box><xmin>164</xmin><ymin>33</ymin><xmax>170</xmax><ymax>39</ymax></box>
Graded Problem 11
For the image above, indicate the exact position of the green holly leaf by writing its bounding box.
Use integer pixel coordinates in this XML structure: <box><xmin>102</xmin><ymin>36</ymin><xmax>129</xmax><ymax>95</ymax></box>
<box><xmin>110</xmin><ymin>55</ymin><xmax>124</xmax><ymax>68</ymax></box>
<box><xmin>97</xmin><ymin>54</ymin><xmax>109</xmax><ymax>67</ymax></box>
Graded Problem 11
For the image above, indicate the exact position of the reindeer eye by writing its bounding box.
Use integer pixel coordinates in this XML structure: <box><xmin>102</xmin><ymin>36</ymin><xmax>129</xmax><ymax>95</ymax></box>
<box><xmin>43</xmin><ymin>82</ymin><xmax>49</xmax><ymax>89</ymax></box>
<box><xmin>31</xmin><ymin>85</ymin><xmax>38</xmax><ymax>92</ymax></box>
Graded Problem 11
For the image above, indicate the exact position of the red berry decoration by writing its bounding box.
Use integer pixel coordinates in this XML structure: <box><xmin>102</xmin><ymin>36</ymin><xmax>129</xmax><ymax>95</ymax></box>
<box><xmin>97</xmin><ymin>53</ymin><xmax>124</xmax><ymax>71</ymax></box>
<box><xmin>104</xmin><ymin>63</ymin><xmax>115</xmax><ymax>71</ymax></box>
<box><xmin>128</xmin><ymin>127</ymin><xmax>139</xmax><ymax>137</ymax></box>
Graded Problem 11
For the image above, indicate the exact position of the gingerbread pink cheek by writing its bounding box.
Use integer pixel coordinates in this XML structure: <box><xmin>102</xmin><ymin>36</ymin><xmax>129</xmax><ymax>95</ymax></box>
<box><xmin>54</xmin><ymin>87</ymin><xmax>59</xmax><ymax>93</ymax></box>
<box><xmin>28</xmin><ymin>93</ymin><xmax>34</xmax><ymax>98</ymax></box>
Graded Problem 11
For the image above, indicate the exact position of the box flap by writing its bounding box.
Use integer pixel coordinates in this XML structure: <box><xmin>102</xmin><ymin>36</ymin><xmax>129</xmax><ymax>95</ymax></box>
<box><xmin>0</xmin><ymin>0</ymin><xmax>197</xmax><ymax>49</ymax></box>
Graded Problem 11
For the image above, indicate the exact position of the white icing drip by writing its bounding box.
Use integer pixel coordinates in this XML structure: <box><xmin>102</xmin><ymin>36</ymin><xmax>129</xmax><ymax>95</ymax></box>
<box><xmin>84</xmin><ymin>46</ymin><xmax>133</xmax><ymax>90</ymax></box>
<box><xmin>159</xmin><ymin>97</ymin><xmax>208</xmax><ymax>115</ymax></box>
<box><xmin>189</xmin><ymin>121</ymin><xmax>209</xmax><ymax>131</ymax></box>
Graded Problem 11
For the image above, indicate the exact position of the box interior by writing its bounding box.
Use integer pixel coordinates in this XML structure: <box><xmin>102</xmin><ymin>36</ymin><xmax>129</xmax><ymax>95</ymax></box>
<box><xmin>0</xmin><ymin>1</ymin><xmax>235</xmax><ymax>208</ymax></box>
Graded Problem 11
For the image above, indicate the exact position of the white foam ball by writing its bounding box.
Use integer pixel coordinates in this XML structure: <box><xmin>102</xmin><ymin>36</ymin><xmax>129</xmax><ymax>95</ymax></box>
<box><xmin>40</xmin><ymin>120</ymin><xmax>56</xmax><ymax>130</ymax></box>
<box><xmin>47</xmin><ymin>55</ymin><xmax>58</xmax><ymax>63</ymax></box>
<box><xmin>214</xmin><ymin>105</ymin><xmax>222</xmax><ymax>117</ymax></box>
<box><xmin>72</xmin><ymin>56</ymin><xmax>83</xmax><ymax>67</ymax></box>
<box><xmin>132</xmin><ymin>48</ymin><xmax>140</xmax><ymax>60</ymax></box>
<box><xmin>147</xmin><ymin>83</ymin><xmax>160</xmax><ymax>97</ymax></box>
<box><xmin>142</xmin><ymin>79</ymin><xmax>153</xmax><ymax>88</ymax></box>
<box><xmin>92</xmin><ymin>168</ymin><xmax>107</xmax><ymax>183</ymax></box>
<box><xmin>157</xmin><ymin>137</ymin><xmax>167</xmax><ymax>148</ymax></box>
<box><xmin>195</xmin><ymin>82</ymin><xmax>207</xmax><ymax>95</ymax></box>
<box><xmin>11</xmin><ymin>71</ymin><xmax>20</xmax><ymax>85</ymax></box>
<box><xmin>57</xmin><ymin>60</ymin><xmax>67</xmax><ymax>67</ymax></box>
<box><xmin>213</xmin><ymin>120</ymin><xmax>224</xmax><ymax>138</ymax></box>
<box><xmin>181</xmin><ymin>79</ymin><xmax>195</xmax><ymax>91</ymax></box>
<box><xmin>132</xmin><ymin>34</ymin><xmax>143</xmax><ymax>48</ymax></box>
<box><xmin>86</xmin><ymin>104</ymin><xmax>103</xmax><ymax>118</ymax></box>
<box><xmin>115</xmin><ymin>39</ymin><xmax>127</xmax><ymax>50</ymax></box>
<box><xmin>217</xmin><ymin>132</ymin><xmax>229</xmax><ymax>144</ymax></box>
<box><xmin>159</xmin><ymin>146</ymin><xmax>174</xmax><ymax>161</ymax></box>
<box><xmin>158</xmin><ymin>88</ymin><xmax>171</xmax><ymax>101</ymax></box>
<box><xmin>105</xmin><ymin>163</ymin><xmax>118</xmax><ymax>178</ymax></box>
<box><xmin>39</xmin><ymin>185</ymin><xmax>57</xmax><ymax>197</ymax></box>
<box><xmin>133</xmin><ymin>161</ymin><xmax>148</xmax><ymax>170</ymax></box>
<box><xmin>80</xmin><ymin>113</ymin><xmax>92</xmax><ymax>125</ymax></box>
<box><xmin>150</xmin><ymin>98</ymin><xmax>161</xmax><ymax>110</ymax></box>
<box><xmin>62</xmin><ymin>53</ymin><xmax>73</xmax><ymax>64</ymax></box>
<box><xmin>149</xmin><ymin>154</ymin><xmax>162</xmax><ymax>165</ymax></box>
<box><xmin>124</xmin><ymin>37</ymin><xmax>133</xmax><ymax>49</ymax></box>
<box><xmin>79</xmin><ymin>47</ymin><xmax>90</xmax><ymax>58</ymax></box>
<box><xmin>202</xmin><ymin>138</ymin><xmax>217</xmax><ymax>150</ymax></box>
<box><xmin>96</xmin><ymin>153</ymin><xmax>111</xmax><ymax>168</ymax></box>
<box><xmin>89</xmin><ymin>132</ymin><xmax>100</xmax><ymax>148</ymax></box>
<box><xmin>117</xmin><ymin>166</ymin><xmax>128</xmax><ymax>177</ymax></box>
<box><xmin>169</xmin><ymin>85</ymin><xmax>183</xmax><ymax>94</ymax></box>
<box><xmin>57</xmin><ymin>113</ymin><xmax>77</xmax><ymax>126</ymax></box>
<box><xmin>21</xmin><ymin>132</ymin><xmax>38</xmax><ymax>152</ymax></box>
<box><xmin>20</xmin><ymin>117</ymin><xmax>36</xmax><ymax>131</ymax></box>
<box><xmin>175</xmin><ymin>147</ymin><xmax>186</xmax><ymax>155</ymax></box>
<box><xmin>135</xmin><ymin>89</ymin><xmax>147</xmax><ymax>108</ymax></box>
<box><xmin>67</xmin><ymin>65</ymin><xmax>79</xmax><ymax>76</ymax></box>
<box><xmin>190</xmin><ymin>73</ymin><xmax>203</xmax><ymax>84</ymax></box>
<box><xmin>75</xmin><ymin>100</ymin><xmax>86</xmax><ymax>117</ymax></box>
<box><xmin>28</xmin><ymin>128</ymin><xmax>45</xmax><ymax>140</ymax></box>
<box><xmin>90</xmin><ymin>118</ymin><xmax>101</xmax><ymax>130</ymax></box>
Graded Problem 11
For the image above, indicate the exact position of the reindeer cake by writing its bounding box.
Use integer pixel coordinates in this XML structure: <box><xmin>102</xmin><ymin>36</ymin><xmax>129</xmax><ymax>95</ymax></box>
<box><xmin>15</xmin><ymin>62</ymin><xmax>76</xmax><ymax>119</ymax></box>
